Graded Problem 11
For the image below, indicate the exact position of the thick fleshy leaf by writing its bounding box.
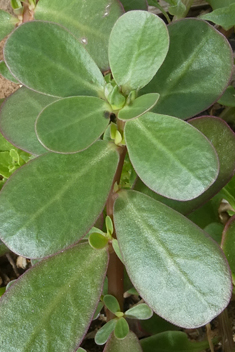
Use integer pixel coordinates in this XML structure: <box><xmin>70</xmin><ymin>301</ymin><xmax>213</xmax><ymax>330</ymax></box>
<box><xmin>0</xmin><ymin>141</ymin><xmax>119</xmax><ymax>258</ymax></box>
<box><xmin>218</xmin><ymin>86</ymin><xmax>235</xmax><ymax>107</ymax></box>
<box><xmin>0</xmin><ymin>61</ymin><xmax>18</xmax><ymax>83</ymax></box>
<box><xmin>0</xmin><ymin>87</ymin><xmax>57</xmax><ymax>155</ymax></box>
<box><xmin>0</xmin><ymin>10</ymin><xmax>18</xmax><ymax>41</ymax></box>
<box><xmin>134</xmin><ymin>116</ymin><xmax>235</xmax><ymax>213</ymax></box>
<box><xmin>141</xmin><ymin>19</ymin><xmax>233</xmax><ymax>119</ymax></box>
<box><xmin>201</xmin><ymin>3</ymin><xmax>235</xmax><ymax>30</ymax></box>
<box><xmin>34</xmin><ymin>0</ymin><xmax>123</xmax><ymax>70</ymax></box>
<box><xmin>89</xmin><ymin>233</ymin><xmax>109</xmax><ymax>250</ymax></box>
<box><xmin>104</xmin><ymin>331</ymin><xmax>142</xmax><ymax>352</ymax></box>
<box><xmin>114</xmin><ymin>190</ymin><xmax>231</xmax><ymax>328</ymax></box>
<box><xmin>109</xmin><ymin>11</ymin><xmax>169</xmax><ymax>93</ymax></box>
<box><xmin>125</xmin><ymin>113</ymin><xmax>219</xmax><ymax>201</ymax></box>
<box><xmin>114</xmin><ymin>317</ymin><xmax>129</xmax><ymax>339</ymax></box>
<box><xmin>140</xmin><ymin>313</ymin><xmax>178</xmax><ymax>335</ymax></box>
<box><xmin>103</xmin><ymin>294</ymin><xmax>120</xmax><ymax>314</ymax></box>
<box><xmin>141</xmin><ymin>331</ymin><xmax>210</xmax><ymax>352</ymax></box>
<box><xmin>4</xmin><ymin>21</ymin><xmax>105</xmax><ymax>98</ymax></box>
<box><xmin>222</xmin><ymin>215</ymin><xmax>235</xmax><ymax>284</ymax></box>
<box><xmin>118</xmin><ymin>93</ymin><xmax>160</xmax><ymax>121</ymax></box>
<box><xmin>125</xmin><ymin>304</ymin><xmax>153</xmax><ymax>320</ymax></box>
<box><xmin>0</xmin><ymin>243</ymin><xmax>108</xmax><ymax>352</ymax></box>
<box><xmin>121</xmin><ymin>0</ymin><xmax>148</xmax><ymax>11</ymax></box>
<box><xmin>95</xmin><ymin>319</ymin><xmax>117</xmax><ymax>345</ymax></box>
<box><xmin>35</xmin><ymin>96</ymin><xmax>111</xmax><ymax>153</ymax></box>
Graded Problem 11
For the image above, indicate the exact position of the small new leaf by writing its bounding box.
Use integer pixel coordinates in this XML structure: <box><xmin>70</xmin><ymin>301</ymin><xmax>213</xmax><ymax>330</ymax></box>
<box><xmin>114</xmin><ymin>317</ymin><xmax>129</xmax><ymax>339</ymax></box>
<box><xmin>95</xmin><ymin>319</ymin><xmax>117</xmax><ymax>345</ymax></box>
<box><xmin>125</xmin><ymin>303</ymin><xmax>153</xmax><ymax>320</ymax></box>
<box><xmin>103</xmin><ymin>294</ymin><xmax>121</xmax><ymax>314</ymax></box>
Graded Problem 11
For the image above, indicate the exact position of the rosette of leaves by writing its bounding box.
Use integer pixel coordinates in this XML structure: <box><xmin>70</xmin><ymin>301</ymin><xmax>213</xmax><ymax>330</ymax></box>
<box><xmin>0</xmin><ymin>1</ymin><xmax>234</xmax><ymax>351</ymax></box>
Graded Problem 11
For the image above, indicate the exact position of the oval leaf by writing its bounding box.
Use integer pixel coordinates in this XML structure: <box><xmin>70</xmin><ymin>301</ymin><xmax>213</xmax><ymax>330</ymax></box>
<box><xmin>141</xmin><ymin>331</ymin><xmax>210</xmax><ymax>352</ymax></box>
<box><xmin>114</xmin><ymin>190</ymin><xmax>231</xmax><ymax>328</ymax></box>
<box><xmin>109</xmin><ymin>11</ymin><xmax>169</xmax><ymax>93</ymax></box>
<box><xmin>103</xmin><ymin>294</ymin><xmax>120</xmax><ymax>314</ymax></box>
<box><xmin>135</xmin><ymin>116</ymin><xmax>235</xmax><ymax>214</ymax></box>
<box><xmin>0</xmin><ymin>10</ymin><xmax>18</xmax><ymax>41</ymax></box>
<box><xmin>89</xmin><ymin>233</ymin><xmax>109</xmax><ymax>250</ymax></box>
<box><xmin>0</xmin><ymin>141</ymin><xmax>119</xmax><ymax>258</ymax></box>
<box><xmin>0</xmin><ymin>243</ymin><xmax>108</xmax><ymax>352</ymax></box>
<box><xmin>0</xmin><ymin>87</ymin><xmax>56</xmax><ymax>155</ymax></box>
<box><xmin>125</xmin><ymin>112</ymin><xmax>219</xmax><ymax>201</ymax></box>
<box><xmin>114</xmin><ymin>317</ymin><xmax>129</xmax><ymax>339</ymax></box>
<box><xmin>118</xmin><ymin>93</ymin><xmax>160</xmax><ymax>121</ymax></box>
<box><xmin>95</xmin><ymin>319</ymin><xmax>117</xmax><ymax>345</ymax></box>
<box><xmin>4</xmin><ymin>21</ymin><xmax>105</xmax><ymax>98</ymax></box>
<box><xmin>141</xmin><ymin>19</ymin><xmax>233</xmax><ymax>119</ymax></box>
<box><xmin>35</xmin><ymin>96</ymin><xmax>110</xmax><ymax>153</ymax></box>
<box><xmin>222</xmin><ymin>215</ymin><xmax>235</xmax><ymax>285</ymax></box>
<box><xmin>34</xmin><ymin>0</ymin><xmax>124</xmax><ymax>70</ymax></box>
<box><xmin>104</xmin><ymin>331</ymin><xmax>142</xmax><ymax>352</ymax></box>
<box><xmin>125</xmin><ymin>303</ymin><xmax>153</xmax><ymax>320</ymax></box>
<box><xmin>200</xmin><ymin>3</ymin><xmax>235</xmax><ymax>30</ymax></box>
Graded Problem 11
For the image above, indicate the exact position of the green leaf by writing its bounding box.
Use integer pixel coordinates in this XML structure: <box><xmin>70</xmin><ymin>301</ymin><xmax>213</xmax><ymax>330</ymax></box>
<box><xmin>0</xmin><ymin>87</ymin><xmax>57</xmax><ymax>155</ymax></box>
<box><xmin>0</xmin><ymin>243</ymin><xmax>108</xmax><ymax>352</ymax></box>
<box><xmin>35</xmin><ymin>96</ymin><xmax>110</xmax><ymax>153</ymax></box>
<box><xmin>0</xmin><ymin>10</ymin><xmax>18</xmax><ymax>41</ymax></box>
<box><xmin>114</xmin><ymin>317</ymin><xmax>129</xmax><ymax>339</ymax></box>
<box><xmin>103</xmin><ymin>294</ymin><xmax>120</xmax><ymax>314</ymax></box>
<box><xmin>125</xmin><ymin>113</ymin><xmax>219</xmax><ymax>201</ymax></box>
<box><xmin>76</xmin><ymin>348</ymin><xmax>86</xmax><ymax>352</ymax></box>
<box><xmin>218</xmin><ymin>85</ymin><xmax>235</xmax><ymax>107</ymax></box>
<box><xmin>222</xmin><ymin>215</ymin><xmax>235</xmax><ymax>284</ymax></box>
<box><xmin>204</xmin><ymin>222</ymin><xmax>224</xmax><ymax>244</ymax></box>
<box><xmin>120</xmin><ymin>0</ymin><xmax>148</xmax><ymax>11</ymax></box>
<box><xmin>141</xmin><ymin>331</ymin><xmax>210</xmax><ymax>352</ymax></box>
<box><xmin>207</xmin><ymin>0</ymin><xmax>235</xmax><ymax>10</ymax></box>
<box><xmin>118</xmin><ymin>93</ymin><xmax>160</xmax><ymax>121</ymax></box>
<box><xmin>109</xmin><ymin>11</ymin><xmax>169</xmax><ymax>94</ymax></box>
<box><xmin>165</xmin><ymin>0</ymin><xmax>187</xmax><ymax>17</ymax></box>
<box><xmin>104</xmin><ymin>331</ymin><xmax>142</xmax><ymax>352</ymax></box>
<box><xmin>125</xmin><ymin>303</ymin><xmax>153</xmax><ymax>320</ymax></box>
<box><xmin>0</xmin><ymin>240</ymin><xmax>9</xmax><ymax>256</ymax></box>
<box><xmin>112</xmin><ymin>239</ymin><xmax>123</xmax><ymax>263</ymax></box>
<box><xmin>0</xmin><ymin>61</ymin><xmax>18</xmax><ymax>83</ymax></box>
<box><xmin>0</xmin><ymin>141</ymin><xmax>119</xmax><ymax>258</ymax></box>
<box><xmin>105</xmin><ymin>216</ymin><xmax>113</xmax><ymax>235</ymax></box>
<box><xmin>201</xmin><ymin>3</ymin><xmax>235</xmax><ymax>30</ymax></box>
<box><xmin>4</xmin><ymin>21</ymin><xmax>105</xmax><ymax>98</ymax></box>
<box><xmin>0</xmin><ymin>287</ymin><xmax>6</xmax><ymax>297</ymax></box>
<box><xmin>134</xmin><ymin>116</ymin><xmax>235</xmax><ymax>214</ymax></box>
<box><xmin>141</xmin><ymin>19</ymin><xmax>233</xmax><ymax>119</ymax></box>
<box><xmin>89</xmin><ymin>233</ymin><xmax>109</xmax><ymax>250</ymax></box>
<box><xmin>114</xmin><ymin>190</ymin><xmax>231</xmax><ymax>328</ymax></box>
<box><xmin>93</xmin><ymin>301</ymin><xmax>104</xmax><ymax>320</ymax></box>
<box><xmin>140</xmin><ymin>313</ymin><xmax>178</xmax><ymax>335</ymax></box>
<box><xmin>34</xmin><ymin>0</ymin><xmax>123</xmax><ymax>70</ymax></box>
<box><xmin>95</xmin><ymin>319</ymin><xmax>117</xmax><ymax>345</ymax></box>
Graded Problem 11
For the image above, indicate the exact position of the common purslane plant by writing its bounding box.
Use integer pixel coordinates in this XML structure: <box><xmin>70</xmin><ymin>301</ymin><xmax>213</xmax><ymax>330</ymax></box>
<box><xmin>0</xmin><ymin>0</ymin><xmax>235</xmax><ymax>351</ymax></box>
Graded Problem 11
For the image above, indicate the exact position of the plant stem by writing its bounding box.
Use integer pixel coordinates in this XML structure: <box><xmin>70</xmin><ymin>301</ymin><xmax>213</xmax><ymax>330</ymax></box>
<box><xmin>218</xmin><ymin>308</ymin><xmax>235</xmax><ymax>352</ymax></box>
<box><xmin>106</xmin><ymin>145</ymin><xmax>126</xmax><ymax>320</ymax></box>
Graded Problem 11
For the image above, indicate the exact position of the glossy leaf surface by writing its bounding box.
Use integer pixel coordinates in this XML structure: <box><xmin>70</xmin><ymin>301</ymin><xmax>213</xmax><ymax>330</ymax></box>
<box><xmin>0</xmin><ymin>87</ymin><xmax>56</xmax><ymax>155</ymax></box>
<box><xmin>0</xmin><ymin>243</ymin><xmax>108</xmax><ymax>352</ymax></box>
<box><xmin>0</xmin><ymin>141</ymin><xmax>119</xmax><ymax>258</ymax></box>
<box><xmin>36</xmin><ymin>97</ymin><xmax>110</xmax><ymax>153</ymax></box>
<box><xmin>141</xmin><ymin>19</ymin><xmax>233</xmax><ymax>119</ymax></box>
<box><xmin>222</xmin><ymin>215</ymin><xmax>235</xmax><ymax>284</ymax></box>
<box><xmin>141</xmin><ymin>331</ymin><xmax>210</xmax><ymax>352</ymax></box>
<box><xmin>114</xmin><ymin>190</ymin><xmax>231</xmax><ymax>328</ymax></box>
<box><xmin>118</xmin><ymin>93</ymin><xmax>160</xmax><ymax>121</ymax></box>
<box><xmin>114</xmin><ymin>317</ymin><xmax>129</xmax><ymax>339</ymax></box>
<box><xmin>201</xmin><ymin>3</ymin><xmax>235</xmax><ymax>30</ymax></box>
<box><xmin>95</xmin><ymin>320</ymin><xmax>117</xmax><ymax>345</ymax></box>
<box><xmin>0</xmin><ymin>10</ymin><xmax>18</xmax><ymax>41</ymax></box>
<box><xmin>109</xmin><ymin>11</ymin><xmax>169</xmax><ymax>93</ymax></box>
<box><xmin>125</xmin><ymin>303</ymin><xmax>153</xmax><ymax>320</ymax></box>
<box><xmin>34</xmin><ymin>0</ymin><xmax>123</xmax><ymax>70</ymax></box>
<box><xmin>104</xmin><ymin>331</ymin><xmax>142</xmax><ymax>352</ymax></box>
<box><xmin>4</xmin><ymin>21</ymin><xmax>105</xmax><ymax>98</ymax></box>
<box><xmin>135</xmin><ymin>116</ymin><xmax>235</xmax><ymax>213</ymax></box>
<box><xmin>0</xmin><ymin>61</ymin><xmax>18</xmax><ymax>83</ymax></box>
<box><xmin>125</xmin><ymin>113</ymin><xmax>219</xmax><ymax>201</ymax></box>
